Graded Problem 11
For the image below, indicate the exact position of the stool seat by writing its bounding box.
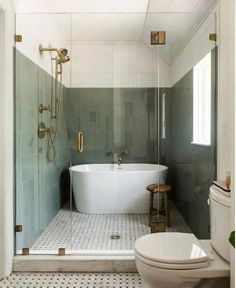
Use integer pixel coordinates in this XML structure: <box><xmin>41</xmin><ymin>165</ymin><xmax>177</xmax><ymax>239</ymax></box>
<box><xmin>146</xmin><ymin>183</ymin><xmax>171</xmax><ymax>229</ymax></box>
<box><xmin>146</xmin><ymin>184</ymin><xmax>171</xmax><ymax>193</ymax></box>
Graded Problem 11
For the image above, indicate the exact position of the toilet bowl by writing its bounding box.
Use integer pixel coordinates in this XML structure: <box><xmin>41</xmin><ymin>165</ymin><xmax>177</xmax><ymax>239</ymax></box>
<box><xmin>135</xmin><ymin>233</ymin><xmax>230</xmax><ymax>288</ymax></box>
<box><xmin>135</xmin><ymin>186</ymin><xmax>230</xmax><ymax>288</ymax></box>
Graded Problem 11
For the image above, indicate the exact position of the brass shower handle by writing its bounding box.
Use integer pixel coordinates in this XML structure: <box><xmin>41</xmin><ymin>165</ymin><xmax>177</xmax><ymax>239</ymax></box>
<box><xmin>38</xmin><ymin>122</ymin><xmax>53</xmax><ymax>139</ymax></box>
<box><xmin>77</xmin><ymin>131</ymin><xmax>84</xmax><ymax>153</ymax></box>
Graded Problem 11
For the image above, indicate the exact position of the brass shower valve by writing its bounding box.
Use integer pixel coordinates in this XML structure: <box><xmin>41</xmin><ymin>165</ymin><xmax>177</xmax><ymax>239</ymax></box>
<box><xmin>39</xmin><ymin>104</ymin><xmax>51</xmax><ymax>113</ymax></box>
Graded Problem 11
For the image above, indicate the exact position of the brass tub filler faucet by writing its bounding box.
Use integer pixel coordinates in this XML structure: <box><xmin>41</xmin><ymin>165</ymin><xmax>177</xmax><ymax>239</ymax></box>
<box><xmin>110</xmin><ymin>149</ymin><xmax>128</xmax><ymax>166</ymax></box>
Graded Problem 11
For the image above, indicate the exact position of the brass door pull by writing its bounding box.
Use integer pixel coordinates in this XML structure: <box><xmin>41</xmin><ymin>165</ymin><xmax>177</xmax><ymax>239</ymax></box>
<box><xmin>77</xmin><ymin>131</ymin><xmax>84</xmax><ymax>152</ymax></box>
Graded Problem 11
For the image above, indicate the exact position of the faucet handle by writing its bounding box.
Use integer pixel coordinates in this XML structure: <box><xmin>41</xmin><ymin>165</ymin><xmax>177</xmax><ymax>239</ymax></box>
<box><xmin>123</xmin><ymin>149</ymin><xmax>128</xmax><ymax>155</ymax></box>
<box><xmin>110</xmin><ymin>149</ymin><xmax>116</xmax><ymax>155</ymax></box>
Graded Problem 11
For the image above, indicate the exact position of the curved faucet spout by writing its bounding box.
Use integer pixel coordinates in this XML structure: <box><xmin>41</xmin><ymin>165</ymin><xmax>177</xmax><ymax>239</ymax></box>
<box><xmin>117</xmin><ymin>157</ymin><xmax>122</xmax><ymax>166</ymax></box>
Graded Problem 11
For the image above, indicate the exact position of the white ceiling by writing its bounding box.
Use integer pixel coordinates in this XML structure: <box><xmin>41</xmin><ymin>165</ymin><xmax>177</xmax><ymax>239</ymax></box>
<box><xmin>15</xmin><ymin>0</ymin><xmax>217</xmax><ymax>63</ymax></box>
<box><xmin>14</xmin><ymin>0</ymin><xmax>216</xmax><ymax>13</ymax></box>
<box><xmin>71</xmin><ymin>14</ymin><xmax>146</xmax><ymax>41</ymax></box>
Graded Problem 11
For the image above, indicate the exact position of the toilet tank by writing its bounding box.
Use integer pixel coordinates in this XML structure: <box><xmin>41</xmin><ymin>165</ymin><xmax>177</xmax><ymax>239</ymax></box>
<box><xmin>209</xmin><ymin>186</ymin><xmax>231</xmax><ymax>262</ymax></box>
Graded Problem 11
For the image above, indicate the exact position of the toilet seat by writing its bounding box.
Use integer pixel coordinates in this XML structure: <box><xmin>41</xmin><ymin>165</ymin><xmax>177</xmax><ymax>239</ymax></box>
<box><xmin>135</xmin><ymin>232</ymin><xmax>210</xmax><ymax>270</ymax></box>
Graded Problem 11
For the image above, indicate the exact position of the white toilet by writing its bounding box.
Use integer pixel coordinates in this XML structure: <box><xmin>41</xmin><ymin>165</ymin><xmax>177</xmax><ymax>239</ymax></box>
<box><xmin>135</xmin><ymin>185</ymin><xmax>231</xmax><ymax>288</ymax></box>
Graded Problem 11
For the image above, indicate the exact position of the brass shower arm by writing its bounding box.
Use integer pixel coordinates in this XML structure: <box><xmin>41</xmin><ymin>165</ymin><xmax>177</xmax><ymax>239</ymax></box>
<box><xmin>39</xmin><ymin>44</ymin><xmax>60</xmax><ymax>56</ymax></box>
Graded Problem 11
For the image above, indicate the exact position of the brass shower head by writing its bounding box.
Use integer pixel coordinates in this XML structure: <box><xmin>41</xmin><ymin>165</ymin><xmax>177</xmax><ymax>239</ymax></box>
<box><xmin>39</xmin><ymin>44</ymin><xmax>71</xmax><ymax>63</ymax></box>
<box><xmin>59</xmin><ymin>48</ymin><xmax>68</xmax><ymax>57</ymax></box>
<box><xmin>58</xmin><ymin>55</ymin><xmax>70</xmax><ymax>64</ymax></box>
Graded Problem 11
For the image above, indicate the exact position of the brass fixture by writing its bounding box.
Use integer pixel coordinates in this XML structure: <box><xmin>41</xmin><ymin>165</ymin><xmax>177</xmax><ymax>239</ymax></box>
<box><xmin>39</xmin><ymin>45</ymin><xmax>70</xmax><ymax>61</ymax></box>
<box><xmin>58</xmin><ymin>248</ymin><xmax>66</xmax><ymax>256</ymax></box>
<box><xmin>77</xmin><ymin>131</ymin><xmax>84</xmax><ymax>152</ymax></box>
<box><xmin>38</xmin><ymin>122</ymin><xmax>53</xmax><ymax>139</ymax></box>
<box><xmin>150</xmin><ymin>222</ymin><xmax>166</xmax><ymax>233</ymax></box>
<box><xmin>38</xmin><ymin>44</ymin><xmax>71</xmax><ymax>161</ymax></box>
<box><xmin>209</xmin><ymin>33</ymin><xmax>217</xmax><ymax>41</ymax></box>
<box><xmin>117</xmin><ymin>157</ymin><xmax>122</xmax><ymax>166</ymax></box>
<box><xmin>22</xmin><ymin>248</ymin><xmax>30</xmax><ymax>255</ymax></box>
<box><xmin>151</xmin><ymin>31</ymin><xmax>166</xmax><ymax>45</ymax></box>
<box><xmin>15</xmin><ymin>225</ymin><xmax>23</xmax><ymax>233</ymax></box>
<box><xmin>109</xmin><ymin>149</ymin><xmax>128</xmax><ymax>166</ymax></box>
<box><xmin>39</xmin><ymin>104</ymin><xmax>51</xmax><ymax>113</ymax></box>
<box><xmin>15</xmin><ymin>34</ymin><xmax>22</xmax><ymax>42</ymax></box>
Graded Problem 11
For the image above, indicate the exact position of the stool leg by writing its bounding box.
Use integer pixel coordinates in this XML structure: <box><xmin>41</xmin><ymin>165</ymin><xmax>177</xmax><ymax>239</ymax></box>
<box><xmin>163</xmin><ymin>192</ymin><xmax>170</xmax><ymax>227</ymax></box>
<box><xmin>149</xmin><ymin>192</ymin><xmax>154</xmax><ymax>226</ymax></box>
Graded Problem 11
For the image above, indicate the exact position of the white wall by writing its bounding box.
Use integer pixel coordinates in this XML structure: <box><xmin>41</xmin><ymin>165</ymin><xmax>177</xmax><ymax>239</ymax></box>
<box><xmin>15</xmin><ymin>14</ymin><xmax>70</xmax><ymax>86</ymax></box>
<box><xmin>219</xmin><ymin>0</ymin><xmax>235</xmax><ymax>286</ymax></box>
<box><xmin>171</xmin><ymin>9</ymin><xmax>217</xmax><ymax>86</ymax></box>
<box><xmin>14</xmin><ymin>0</ymin><xmax>149</xmax><ymax>13</ymax></box>
<box><xmin>70</xmin><ymin>40</ymin><xmax>171</xmax><ymax>88</ymax></box>
<box><xmin>0</xmin><ymin>0</ymin><xmax>14</xmax><ymax>279</ymax></box>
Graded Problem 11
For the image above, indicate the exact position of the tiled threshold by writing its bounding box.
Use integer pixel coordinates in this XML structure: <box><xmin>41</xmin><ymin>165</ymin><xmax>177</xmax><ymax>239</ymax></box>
<box><xmin>13</xmin><ymin>254</ymin><xmax>137</xmax><ymax>273</ymax></box>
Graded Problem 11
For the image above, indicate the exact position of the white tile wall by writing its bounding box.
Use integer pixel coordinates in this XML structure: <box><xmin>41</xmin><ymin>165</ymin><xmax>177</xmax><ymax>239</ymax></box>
<box><xmin>70</xmin><ymin>41</ymin><xmax>171</xmax><ymax>88</ymax></box>
<box><xmin>16</xmin><ymin>14</ymin><xmax>70</xmax><ymax>87</ymax></box>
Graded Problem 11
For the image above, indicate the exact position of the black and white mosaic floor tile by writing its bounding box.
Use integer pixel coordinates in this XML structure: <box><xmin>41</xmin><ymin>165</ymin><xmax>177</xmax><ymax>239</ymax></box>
<box><xmin>30</xmin><ymin>201</ymin><xmax>191</xmax><ymax>251</ymax></box>
<box><xmin>0</xmin><ymin>273</ymin><xmax>145</xmax><ymax>288</ymax></box>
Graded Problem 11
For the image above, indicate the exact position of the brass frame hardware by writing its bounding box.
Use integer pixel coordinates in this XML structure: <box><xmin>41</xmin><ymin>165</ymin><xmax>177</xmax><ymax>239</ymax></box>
<box><xmin>15</xmin><ymin>34</ymin><xmax>22</xmax><ymax>42</ymax></box>
<box><xmin>209</xmin><ymin>33</ymin><xmax>217</xmax><ymax>41</ymax></box>
<box><xmin>38</xmin><ymin>122</ymin><xmax>53</xmax><ymax>139</ymax></box>
<box><xmin>150</xmin><ymin>222</ymin><xmax>166</xmax><ymax>233</ymax></box>
<box><xmin>58</xmin><ymin>248</ymin><xmax>66</xmax><ymax>256</ymax></box>
<box><xmin>77</xmin><ymin>131</ymin><xmax>84</xmax><ymax>152</ymax></box>
<box><xmin>15</xmin><ymin>225</ymin><xmax>22</xmax><ymax>233</ymax></box>
<box><xmin>151</xmin><ymin>31</ymin><xmax>166</xmax><ymax>45</ymax></box>
<box><xmin>22</xmin><ymin>248</ymin><xmax>30</xmax><ymax>255</ymax></box>
<box><xmin>39</xmin><ymin>104</ymin><xmax>51</xmax><ymax>113</ymax></box>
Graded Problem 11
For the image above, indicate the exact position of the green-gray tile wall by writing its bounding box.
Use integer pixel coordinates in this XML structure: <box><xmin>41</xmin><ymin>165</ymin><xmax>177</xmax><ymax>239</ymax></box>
<box><xmin>64</xmin><ymin>88</ymin><xmax>169</xmax><ymax>165</ymax></box>
<box><xmin>164</xmin><ymin>49</ymin><xmax>217</xmax><ymax>239</ymax></box>
<box><xmin>15</xmin><ymin>49</ymin><xmax>70</xmax><ymax>251</ymax></box>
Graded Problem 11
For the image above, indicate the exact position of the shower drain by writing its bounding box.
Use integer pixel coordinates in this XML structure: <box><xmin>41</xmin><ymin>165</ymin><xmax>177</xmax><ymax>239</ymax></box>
<box><xmin>110</xmin><ymin>234</ymin><xmax>121</xmax><ymax>240</ymax></box>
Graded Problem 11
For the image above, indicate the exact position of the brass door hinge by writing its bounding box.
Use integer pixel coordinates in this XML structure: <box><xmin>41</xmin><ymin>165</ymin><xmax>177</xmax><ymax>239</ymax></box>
<box><xmin>15</xmin><ymin>34</ymin><xmax>23</xmax><ymax>42</ymax></box>
<box><xmin>15</xmin><ymin>225</ymin><xmax>22</xmax><ymax>232</ymax></box>
<box><xmin>22</xmin><ymin>248</ymin><xmax>29</xmax><ymax>255</ymax></box>
<box><xmin>151</xmin><ymin>31</ymin><xmax>166</xmax><ymax>45</ymax></box>
<box><xmin>58</xmin><ymin>248</ymin><xmax>66</xmax><ymax>256</ymax></box>
<box><xmin>209</xmin><ymin>33</ymin><xmax>217</xmax><ymax>41</ymax></box>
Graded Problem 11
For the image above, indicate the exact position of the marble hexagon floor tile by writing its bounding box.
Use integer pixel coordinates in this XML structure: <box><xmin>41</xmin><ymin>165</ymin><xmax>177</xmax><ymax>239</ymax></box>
<box><xmin>0</xmin><ymin>273</ymin><xmax>146</xmax><ymax>288</ymax></box>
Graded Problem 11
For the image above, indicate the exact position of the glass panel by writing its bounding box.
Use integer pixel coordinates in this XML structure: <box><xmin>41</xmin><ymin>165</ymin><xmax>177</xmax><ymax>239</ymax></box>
<box><xmin>152</xmin><ymin>10</ymin><xmax>217</xmax><ymax>239</ymax></box>
<box><xmin>15</xmin><ymin>5</ymin><xmax>217</xmax><ymax>255</ymax></box>
<box><xmin>15</xmin><ymin>13</ymin><xmax>72</xmax><ymax>254</ymax></box>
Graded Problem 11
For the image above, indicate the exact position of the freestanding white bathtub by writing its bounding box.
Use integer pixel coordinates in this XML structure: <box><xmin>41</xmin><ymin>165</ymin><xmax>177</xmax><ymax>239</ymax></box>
<box><xmin>70</xmin><ymin>164</ymin><xmax>168</xmax><ymax>214</ymax></box>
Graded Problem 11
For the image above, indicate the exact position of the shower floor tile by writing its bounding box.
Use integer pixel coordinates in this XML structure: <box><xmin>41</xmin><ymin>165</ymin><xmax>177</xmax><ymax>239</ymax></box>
<box><xmin>30</xmin><ymin>201</ymin><xmax>191</xmax><ymax>251</ymax></box>
<box><xmin>0</xmin><ymin>273</ymin><xmax>145</xmax><ymax>288</ymax></box>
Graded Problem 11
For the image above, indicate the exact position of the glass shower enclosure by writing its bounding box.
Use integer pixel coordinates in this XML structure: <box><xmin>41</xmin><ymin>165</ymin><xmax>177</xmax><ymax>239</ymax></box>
<box><xmin>14</xmin><ymin>6</ymin><xmax>217</xmax><ymax>255</ymax></box>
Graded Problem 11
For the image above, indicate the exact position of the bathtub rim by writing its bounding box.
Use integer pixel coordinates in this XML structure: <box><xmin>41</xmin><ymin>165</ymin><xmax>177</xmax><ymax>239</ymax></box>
<box><xmin>70</xmin><ymin>163</ymin><xmax>168</xmax><ymax>174</ymax></box>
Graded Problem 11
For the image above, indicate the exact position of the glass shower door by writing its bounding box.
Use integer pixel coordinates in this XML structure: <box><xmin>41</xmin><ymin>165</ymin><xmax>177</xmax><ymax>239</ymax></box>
<box><xmin>15</xmin><ymin>13</ymin><xmax>72</xmax><ymax>254</ymax></box>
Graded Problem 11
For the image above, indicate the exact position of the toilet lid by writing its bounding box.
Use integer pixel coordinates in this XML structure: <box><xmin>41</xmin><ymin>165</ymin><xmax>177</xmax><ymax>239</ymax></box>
<box><xmin>135</xmin><ymin>233</ymin><xmax>209</xmax><ymax>265</ymax></box>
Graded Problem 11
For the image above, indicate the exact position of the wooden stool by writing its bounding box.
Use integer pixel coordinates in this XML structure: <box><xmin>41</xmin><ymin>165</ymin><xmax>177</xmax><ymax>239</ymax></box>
<box><xmin>146</xmin><ymin>184</ymin><xmax>171</xmax><ymax>227</ymax></box>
